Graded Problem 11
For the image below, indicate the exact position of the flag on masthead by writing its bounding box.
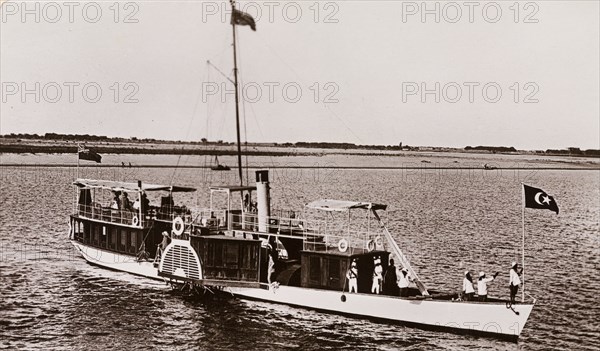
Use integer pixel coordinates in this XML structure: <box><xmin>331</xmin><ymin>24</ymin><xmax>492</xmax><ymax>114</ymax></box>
<box><xmin>78</xmin><ymin>144</ymin><xmax>102</xmax><ymax>163</ymax></box>
<box><xmin>231</xmin><ymin>9</ymin><xmax>256</xmax><ymax>31</ymax></box>
<box><xmin>523</xmin><ymin>184</ymin><xmax>559</xmax><ymax>214</ymax></box>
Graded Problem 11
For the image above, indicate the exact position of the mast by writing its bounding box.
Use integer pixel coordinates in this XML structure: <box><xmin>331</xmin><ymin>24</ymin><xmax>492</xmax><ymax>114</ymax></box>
<box><xmin>231</xmin><ymin>0</ymin><xmax>244</xmax><ymax>187</ymax></box>
<box><xmin>521</xmin><ymin>183</ymin><xmax>525</xmax><ymax>303</ymax></box>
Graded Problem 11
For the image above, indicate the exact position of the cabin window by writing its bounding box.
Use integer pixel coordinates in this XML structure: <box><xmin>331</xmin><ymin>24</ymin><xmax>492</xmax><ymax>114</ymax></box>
<box><xmin>119</xmin><ymin>229</ymin><xmax>127</xmax><ymax>252</ymax></box>
<box><xmin>83</xmin><ymin>222</ymin><xmax>92</xmax><ymax>245</ymax></box>
<box><xmin>224</xmin><ymin>243</ymin><xmax>239</xmax><ymax>267</ymax></box>
<box><xmin>309</xmin><ymin>256</ymin><xmax>321</xmax><ymax>284</ymax></box>
<box><xmin>93</xmin><ymin>226</ymin><xmax>99</xmax><ymax>246</ymax></box>
<box><xmin>214</xmin><ymin>242</ymin><xmax>223</xmax><ymax>267</ymax></box>
<box><xmin>99</xmin><ymin>226</ymin><xmax>107</xmax><ymax>248</ymax></box>
<box><xmin>240</xmin><ymin>244</ymin><xmax>257</xmax><ymax>269</ymax></box>
<box><xmin>84</xmin><ymin>223</ymin><xmax>91</xmax><ymax>244</ymax></box>
<box><xmin>109</xmin><ymin>228</ymin><xmax>117</xmax><ymax>250</ymax></box>
<box><xmin>206</xmin><ymin>242</ymin><xmax>214</xmax><ymax>266</ymax></box>
<box><xmin>129</xmin><ymin>231</ymin><xmax>136</xmax><ymax>254</ymax></box>
<box><xmin>329</xmin><ymin>259</ymin><xmax>341</xmax><ymax>287</ymax></box>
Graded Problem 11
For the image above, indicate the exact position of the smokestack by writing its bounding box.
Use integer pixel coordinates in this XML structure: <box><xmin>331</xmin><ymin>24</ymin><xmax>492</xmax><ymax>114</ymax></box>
<box><xmin>255</xmin><ymin>170</ymin><xmax>270</xmax><ymax>232</ymax></box>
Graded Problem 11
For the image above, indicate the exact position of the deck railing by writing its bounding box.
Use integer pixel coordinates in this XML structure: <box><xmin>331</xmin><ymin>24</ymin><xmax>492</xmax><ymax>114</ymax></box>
<box><xmin>227</xmin><ymin>211</ymin><xmax>385</xmax><ymax>253</ymax></box>
<box><xmin>74</xmin><ymin>204</ymin><xmax>228</xmax><ymax>230</ymax></box>
<box><xmin>75</xmin><ymin>204</ymin><xmax>148</xmax><ymax>227</ymax></box>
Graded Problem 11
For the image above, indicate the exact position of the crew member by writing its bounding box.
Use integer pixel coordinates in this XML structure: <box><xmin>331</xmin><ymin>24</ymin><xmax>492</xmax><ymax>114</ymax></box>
<box><xmin>398</xmin><ymin>267</ymin><xmax>412</xmax><ymax>297</ymax></box>
<box><xmin>509</xmin><ymin>261</ymin><xmax>522</xmax><ymax>304</ymax></box>
<box><xmin>140</xmin><ymin>191</ymin><xmax>149</xmax><ymax>214</ymax></box>
<box><xmin>267</xmin><ymin>254</ymin><xmax>275</xmax><ymax>285</ymax></box>
<box><xmin>462</xmin><ymin>271</ymin><xmax>475</xmax><ymax>301</ymax></box>
<box><xmin>244</xmin><ymin>193</ymin><xmax>250</xmax><ymax>212</ymax></box>
<box><xmin>157</xmin><ymin>231</ymin><xmax>170</xmax><ymax>257</ymax></box>
<box><xmin>346</xmin><ymin>259</ymin><xmax>358</xmax><ymax>293</ymax></box>
<box><xmin>477</xmin><ymin>271</ymin><xmax>499</xmax><ymax>302</ymax></box>
<box><xmin>371</xmin><ymin>256</ymin><xmax>383</xmax><ymax>294</ymax></box>
<box><xmin>383</xmin><ymin>258</ymin><xmax>398</xmax><ymax>296</ymax></box>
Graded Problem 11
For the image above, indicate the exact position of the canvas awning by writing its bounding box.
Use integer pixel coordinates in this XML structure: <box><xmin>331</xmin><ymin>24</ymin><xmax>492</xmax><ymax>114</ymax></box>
<box><xmin>305</xmin><ymin>199</ymin><xmax>387</xmax><ymax>212</ymax></box>
<box><xmin>73</xmin><ymin>179</ymin><xmax>196</xmax><ymax>193</ymax></box>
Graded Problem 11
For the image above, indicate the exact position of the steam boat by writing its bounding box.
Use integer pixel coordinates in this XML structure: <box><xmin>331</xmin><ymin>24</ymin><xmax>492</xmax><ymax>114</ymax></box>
<box><xmin>70</xmin><ymin>169</ymin><xmax>534</xmax><ymax>341</ymax></box>
<box><xmin>68</xmin><ymin>0</ymin><xmax>534</xmax><ymax>342</ymax></box>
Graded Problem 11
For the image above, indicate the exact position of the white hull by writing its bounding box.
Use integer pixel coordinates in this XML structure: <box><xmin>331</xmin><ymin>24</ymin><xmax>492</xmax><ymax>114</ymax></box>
<box><xmin>229</xmin><ymin>285</ymin><xmax>533</xmax><ymax>340</ymax></box>
<box><xmin>71</xmin><ymin>241</ymin><xmax>162</xmax><ymax>281</ymax></box>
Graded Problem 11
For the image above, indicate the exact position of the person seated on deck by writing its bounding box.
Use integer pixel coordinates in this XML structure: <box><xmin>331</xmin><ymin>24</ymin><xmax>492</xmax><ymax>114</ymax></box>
<box><xmin>509</xmin><ymin>261</ymin><xmax>523</xmax><ymax>304</ymax></box>
<box><xmin>346</xmin><ymin>259</ymin><xmax>358</xmax><ymax>293</ymax></box>
<box><xmin>398</xmin><ymin>268</ymin><xmax>413</xmax><ymax>297</ymax></box>
<box><xmin>383</xmin><ymin>259</ymin><xmax>398</xmax><ymax>296</ymax></box>
<box><xmin>477</xmin><ymin>271</ymin><xmax>499</xmax><ymax>302</ymax></box>
<box><xmin>462</xmin><ymin>271</ymin><xmax>475</xmax><ymax>301</ymax></box>
<box><xmin>371</xmin><ymin>256</ymin><xmax>383</xmax><ymax>294</ymax></box>
<box><xmin>112</xmin><ymin>191</ymin><xmax>121</xmax><ymax>209</ymax></box>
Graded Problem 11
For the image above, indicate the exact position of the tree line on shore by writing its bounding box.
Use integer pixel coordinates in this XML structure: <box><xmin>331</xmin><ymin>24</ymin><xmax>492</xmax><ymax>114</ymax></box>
<box><xmin>1</xmin><ymin>133</ymin><xmax>598</xmax><ymax>157</ymax></box>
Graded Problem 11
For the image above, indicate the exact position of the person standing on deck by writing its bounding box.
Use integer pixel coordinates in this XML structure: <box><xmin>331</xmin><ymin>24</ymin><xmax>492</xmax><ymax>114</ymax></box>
<box><xmin>157</xmin><ymin>232</ymin><xmax>170</xmax><ymax>258</ymax></box>
<box><xmin>509</xmin><ymin>262</ymin><xmax>522</xmax><ymax>304</ymax></box>
<box><xmin>383</xmin><ymin>259</ymin><xmax>398</xmax><ymax>296</ymax></box>
<box><xmin>267</xmin><ymin>254</ymin><xmax>275</xmax><ymax>284</ymax></box>
<box><xmin>398</xmin><ymin>268</ymin><xmax>412</xmax><ymax>297</ymax></box>
<box><xmin>346</xmin><ymin>259</ymin><xmax>358</xmax><ymax>293</ymax></box>
<box><xmin>477</xmin><ymin>271</ymin><xmax>499</xmax><ymax>302</ymax></box>
<box><xmin>462</xmin><ymin>271</ymin><xmax>475</xmax><ymax>301</ymax></box>
<box><xmin>371</xmin><ymin>256</ymin><xmax>383</xmax><ymax>294</ymax></box>
<box><xmin>267</xmin><ymin>244</ymin><xmax>276</xmax><ymax>285</ymax></box>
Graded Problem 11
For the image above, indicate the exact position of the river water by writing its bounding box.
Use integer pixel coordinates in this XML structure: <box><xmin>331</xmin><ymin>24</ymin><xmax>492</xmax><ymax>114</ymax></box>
<box><xmin>1</xmin><ymin>154</ymin><xmax>598</xmax><ymax>350</ymax></box>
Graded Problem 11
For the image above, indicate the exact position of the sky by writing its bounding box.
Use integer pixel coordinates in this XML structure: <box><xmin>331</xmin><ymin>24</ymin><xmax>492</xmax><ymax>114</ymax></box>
<box><xmin>1</xmin><ymin>0</ymin><xmax>599</xmax><ymax>150</ymax></box>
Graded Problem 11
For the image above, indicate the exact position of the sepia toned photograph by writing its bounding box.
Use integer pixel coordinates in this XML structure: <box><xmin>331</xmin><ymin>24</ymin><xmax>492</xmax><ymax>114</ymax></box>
<box><xmin>1</xmin><ymin>1</ymin><xmax>598</xmax><ymax>350</ymax></box>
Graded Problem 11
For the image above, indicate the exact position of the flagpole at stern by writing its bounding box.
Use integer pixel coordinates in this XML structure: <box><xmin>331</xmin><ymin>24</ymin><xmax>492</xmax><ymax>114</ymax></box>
<box><xmin>521</xmin><ymin>182</ymin><xmax>525</xmax><ymax>303</ymax></box>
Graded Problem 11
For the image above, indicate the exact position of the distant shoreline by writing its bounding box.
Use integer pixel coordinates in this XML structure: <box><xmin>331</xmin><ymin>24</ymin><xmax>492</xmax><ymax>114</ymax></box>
<box><xmin>1</xmin><ymin>163</ymin><xmax>598</xmax><ymax>171</ymax></box>
<box><xmin>1</xmin><ymin>137</ymin><xmax>598</xmax><ymax>159</ymax></box>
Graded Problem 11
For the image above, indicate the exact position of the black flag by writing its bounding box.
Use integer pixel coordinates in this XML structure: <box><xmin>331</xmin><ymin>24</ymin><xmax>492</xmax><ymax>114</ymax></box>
<box><xmin>523</xmin><ymin>184</ymin><xmax>559</xmax><ymax>214</ymax></box>
<box><xmin>78</xmin><ymin>145</ymin><xmax>102</xmax><ymax>163</ymax></box>
<box><xmin>231</xmin><ymin>9</ymin><xmax>256</xmax><ymax>31</ymax></box>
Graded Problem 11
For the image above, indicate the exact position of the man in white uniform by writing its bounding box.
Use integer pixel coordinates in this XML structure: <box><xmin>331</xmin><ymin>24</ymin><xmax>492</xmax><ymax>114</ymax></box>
<box><xmin>371</xmin><ymin>256</ymin><xmax>383</xmax><ymax>294</ymax></box>
<box><xmin>346</xmin><ymin>259</ymin><xmax>358</xmax><ymax>293</ymax></box>
<box><xmin>477</xmin><ymin>271</ymin><xmax>499</xmax><ymax>301</ymax></box>
<box><xmin>509</xmin><ymin>261</ymin><xmax>522</xmax><ymax>304</ymax></box>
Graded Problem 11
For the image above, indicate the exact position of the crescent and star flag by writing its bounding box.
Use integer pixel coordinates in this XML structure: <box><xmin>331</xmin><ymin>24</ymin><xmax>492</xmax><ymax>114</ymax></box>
<box><xmin>231</xmin><ymin>9</ymin><xmax>256</xmax><ymax>31</ymax></box>
<box><xmin>523</xmin><ymin>184</ymin><xmax>559</xmax><ymax>214</ymax></box>
<box><xmin>78</xmin><ymin>144</ymin><xmax>102</xmax><ymax>163</ymax></box>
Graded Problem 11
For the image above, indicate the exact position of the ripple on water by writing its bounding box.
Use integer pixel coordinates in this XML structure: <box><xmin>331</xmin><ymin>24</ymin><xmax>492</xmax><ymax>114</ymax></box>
<box><xmin>0</xmin><ymin>165</ymin><xmax>598</xmax><ymax>350</ymax></box>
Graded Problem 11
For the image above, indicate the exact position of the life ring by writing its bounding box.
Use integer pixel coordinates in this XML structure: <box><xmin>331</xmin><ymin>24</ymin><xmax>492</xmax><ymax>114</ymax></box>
<box><xmin>366</xmin><ymin>239</ymin><xmax>375</xmax><ymax>252</ymax></box>
<box><xmin>338</xmin><ymin>239</ymin><xmax>349</xmax><ymax>253</ymax></box>
<box><xmin>132</xmin><ymin>215</ymin><xmax>139</xmax><ymax>226</ymax></box>
<box><xmin>172</xmin><ymin>216</ymin><xmax>184</xmax><ymax>236</ymax></box>
<box><xmin>375</xmin><ymin>236</ymin><xmax>383</xmax><ymax>248</ymax></box>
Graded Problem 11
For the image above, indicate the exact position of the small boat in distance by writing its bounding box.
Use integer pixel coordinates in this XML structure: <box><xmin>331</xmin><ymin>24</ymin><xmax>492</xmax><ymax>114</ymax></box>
<box><xmin>211</xmin><ymin>155</ymin><xmax>231</xmax><ymax>171</ymax></box>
